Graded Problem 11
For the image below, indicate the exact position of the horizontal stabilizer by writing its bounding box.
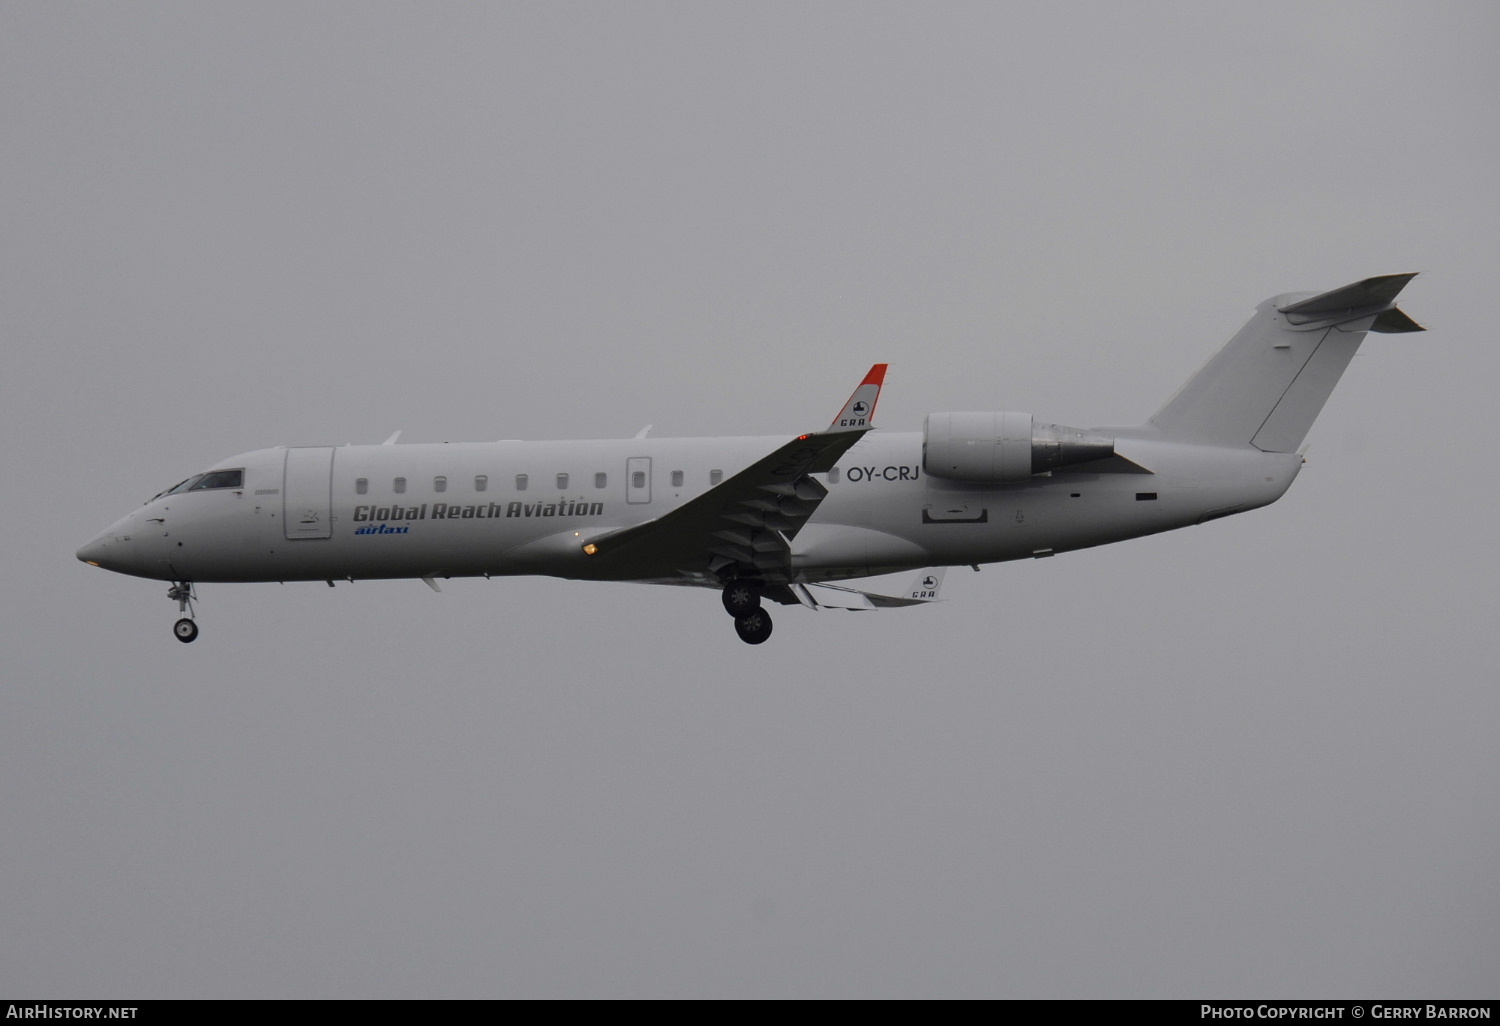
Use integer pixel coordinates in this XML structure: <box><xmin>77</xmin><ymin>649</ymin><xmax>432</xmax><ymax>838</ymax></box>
<box><xmin>1371</xmin><ymin>306</ymin><xmax>1425</xmax><ymax>333</ymax></box>
<box><xmin>1279</xmin><ymin>273</ymin><xmax>1418</xmax><ymax>324</ymax></box>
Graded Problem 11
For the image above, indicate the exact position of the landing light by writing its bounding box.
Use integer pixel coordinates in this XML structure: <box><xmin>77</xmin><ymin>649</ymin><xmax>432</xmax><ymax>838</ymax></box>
<box><xmin>85</xmin><ymin>561</ymin><xmax>101</xmax><ymax>567</ymax></box>
<box><xmin>583</xmin><ymin>543</ymin><xmax>598</xmax><ymax>555</ymax></box>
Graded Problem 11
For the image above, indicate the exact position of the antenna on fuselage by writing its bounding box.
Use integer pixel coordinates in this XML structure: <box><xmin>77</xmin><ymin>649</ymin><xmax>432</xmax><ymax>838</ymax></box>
<box><xmin>382</xmin><ymin>431</ymin><xmax>402</xmax><ymax>445</ymax></box>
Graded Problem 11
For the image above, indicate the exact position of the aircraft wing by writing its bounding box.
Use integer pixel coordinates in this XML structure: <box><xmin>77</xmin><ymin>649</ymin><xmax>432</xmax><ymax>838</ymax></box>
<box><xmin>581</xmin><ymin>365</ymin><xmax>886</xmax><ymax>583</ymax></box>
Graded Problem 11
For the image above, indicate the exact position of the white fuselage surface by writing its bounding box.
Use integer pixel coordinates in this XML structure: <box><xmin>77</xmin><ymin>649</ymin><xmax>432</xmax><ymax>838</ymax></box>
<box><xmin>78</xmin><ymin>430</ymin><xmax>1298</xmax><ymax>585</ymax></box>
<box><xmin>76</xmin><ymin>274</ymin><xmax>1421</xmax><ymax>645</ymax></box>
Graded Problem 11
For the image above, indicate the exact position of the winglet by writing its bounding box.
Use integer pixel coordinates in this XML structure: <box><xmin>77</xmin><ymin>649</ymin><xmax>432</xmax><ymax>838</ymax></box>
<box><xmin>865</xmin><ymin>567</ymin><xmax>946</xmax><ymax>607</ymax></box>
<box><xmin>793</xmin><ymin>566</ymin><xmax>947</xmax><ymax>610</ymax></box>
<box><xmin>826</xmin><ymin>364</ymin><xmax>887</xmax><ymax>433</ymax></box>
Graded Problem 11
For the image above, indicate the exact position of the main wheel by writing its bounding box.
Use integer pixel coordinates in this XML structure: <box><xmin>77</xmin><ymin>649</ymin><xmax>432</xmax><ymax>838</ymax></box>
<box><xmin>722</xmin><ymin>580</ymin><xmax>762</xmax><ymax>616</ymax></box>
<box><xmin>173</xmin><ymin>618</ymin><xmax>199</xmax><ymax>643</ymax></box>
<box><xmin>733</xmin><ymin>608</ymin><xmax>773</xmax><ymax>645</ymax></box>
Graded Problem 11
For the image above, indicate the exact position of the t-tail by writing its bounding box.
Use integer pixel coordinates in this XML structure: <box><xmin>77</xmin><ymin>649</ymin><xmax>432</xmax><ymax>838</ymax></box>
<box><xmin>1148</xmin><ymin>274</ymin><xmax>1423</xmax><ymax>452</ymax></box>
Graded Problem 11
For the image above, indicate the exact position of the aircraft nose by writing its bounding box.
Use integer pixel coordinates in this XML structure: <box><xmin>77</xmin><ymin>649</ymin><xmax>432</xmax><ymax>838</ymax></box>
<box><xmin>77</xmin><ymin>532</ymin><xmax>114</xmax><ymax>567</ymax></box>
<box><xmin>78</xmin><ymin>511</ymin><xmax>173</xmax><ymax>579</ymax></box>
<box><xmin>77</xmin><ymin>513</ymin><xmax>144</xmax><ymax>574</ymax></box>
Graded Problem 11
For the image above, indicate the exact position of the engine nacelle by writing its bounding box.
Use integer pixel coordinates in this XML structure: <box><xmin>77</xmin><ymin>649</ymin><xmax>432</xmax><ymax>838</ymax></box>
<box><xmin>923</xmin><ymin>412</ymin><xmax>1116</xmax><ymax>483</ymax></box>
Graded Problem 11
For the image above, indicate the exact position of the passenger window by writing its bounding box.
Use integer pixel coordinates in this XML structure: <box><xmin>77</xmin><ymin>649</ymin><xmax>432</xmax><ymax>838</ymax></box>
<box><xmin>828</xmin><ymin>467</ymin><xmax>840</xmax><ymax>484</ymax></box>
<box><xmin>632</xmin><ymin>471</ymin><xmax>646</xmax><ymax>489</ymax></box>
<box><xmin>594</xmin><ymin>472</ymin><xmax>607</xmax><ymax>489</ymax></box>
<box><xmin>434</xmin><ymin>476</ymin><xmax>447</xmax><ymax>493</ymax></box>
<box><xmin>556</xmin><ymin>473</ymin><xmax>568</xmax><ymax>490</ymax></box>
<box><xmin>475</xmin><ymin>475</ymin><xmax>488</xmax><ymax>492</ymax></box>
<box><xmin>356</xmin><ymin>478</ymin><xmax>368</xmax><ymax>495</ymax></box>
<box><xmin>516</xmin><ymin>474</ymin><xmax>528</xmax><ymax>491</ymax></box>
<box><xmin>710</xmin><ymin>469</ymin><xmax>723</xmax><ymax>486</ymax></box>
<box><xmin>191</xmin><ymin>469</ymin><xmax>244</xmax><ymax>490</ymax></box>
<box><xmin>394</xmin><ymin>477</ymin><xmax>407</xmax><ymax>494</ymax></box>
<box><xmin>671</xmin><ymin>470</ymin><xmax>683</xmax><ymax>487</ymax></box>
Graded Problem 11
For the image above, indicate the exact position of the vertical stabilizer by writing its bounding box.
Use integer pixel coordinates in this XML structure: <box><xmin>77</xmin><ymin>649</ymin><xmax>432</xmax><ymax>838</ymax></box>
<box><xmin>1149</xmin><ymin>274</ymin><xmax>1421</xmax><ymax>452</ymax></box>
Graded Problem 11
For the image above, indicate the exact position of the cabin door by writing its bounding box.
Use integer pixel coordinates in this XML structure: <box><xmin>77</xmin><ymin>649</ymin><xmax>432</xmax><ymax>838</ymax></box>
<box><xmin>283</xmin><ymin>447</ymin><xmax>334</xmax><ymax>539</ymax></box>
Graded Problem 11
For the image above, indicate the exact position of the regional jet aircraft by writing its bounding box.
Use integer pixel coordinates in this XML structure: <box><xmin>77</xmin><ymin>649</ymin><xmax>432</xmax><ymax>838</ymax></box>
<box><xmin>77</xmin><ymin>274</ymin><xmax>1422</xmax><ymax>645</ymax></box>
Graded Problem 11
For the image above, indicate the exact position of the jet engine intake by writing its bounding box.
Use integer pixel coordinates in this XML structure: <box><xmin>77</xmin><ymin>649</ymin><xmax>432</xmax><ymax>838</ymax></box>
<box><xmin>923</xmin><ymin>412</ymin><xmax>1115</xmax><ymax>482</ymax></box>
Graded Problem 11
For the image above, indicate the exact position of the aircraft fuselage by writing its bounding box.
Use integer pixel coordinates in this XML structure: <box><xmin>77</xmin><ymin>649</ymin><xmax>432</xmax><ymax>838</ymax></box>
<box><xmin>77</xmin><ymin>429</ymin><xmax>1299</xmax><ymax>586</ymax></box>
<box><xmin>76</xmin><ymin>274</ymin><xmax>1420</xmax><ymax>645</ymax></box>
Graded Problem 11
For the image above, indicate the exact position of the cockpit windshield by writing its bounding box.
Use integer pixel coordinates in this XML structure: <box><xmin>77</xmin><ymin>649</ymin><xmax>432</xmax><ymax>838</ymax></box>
<box><xmin>149</xmin><ymin>477</ymin><xmax>198</xmax><ymax>501</ymax></box>
<box><xmin>148</xmin><ymin>469</ymin><xmax>243</xmax><ymax>502</ymax></box>
<box><xmin>192</xmin><ymin>469</ymin><xmax>243</xmax><ymax>490</ymax></box>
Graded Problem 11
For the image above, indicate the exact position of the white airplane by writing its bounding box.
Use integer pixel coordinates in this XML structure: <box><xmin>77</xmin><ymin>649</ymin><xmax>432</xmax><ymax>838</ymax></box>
<box><xmin>78</xmin><ymin>274</ymin><xmax>1422</xmax><ymax>645</ymax></box>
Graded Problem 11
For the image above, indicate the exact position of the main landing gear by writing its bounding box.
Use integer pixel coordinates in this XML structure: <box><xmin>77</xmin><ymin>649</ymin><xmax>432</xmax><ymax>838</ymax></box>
<box><xmin>733</xmin><ymin>607</ymin><xmax>773</xmax><ymax>645</ymax></box>
<box><xmin>168</xmin><ymin>581</ymin><xmax>198</xmax><ymax>643</ymax></box>
<box><xmin>722</xmin><ymin>580</ymin><xmax>773</xmax><ymax>645</ymax></box>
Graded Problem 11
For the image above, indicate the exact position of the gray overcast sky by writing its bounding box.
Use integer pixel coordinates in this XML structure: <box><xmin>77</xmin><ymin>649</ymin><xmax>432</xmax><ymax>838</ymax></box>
<box><xmin>3</xmin><ymin>1</ymin><xmax>1495</xmax><ymax>998</ymax></box>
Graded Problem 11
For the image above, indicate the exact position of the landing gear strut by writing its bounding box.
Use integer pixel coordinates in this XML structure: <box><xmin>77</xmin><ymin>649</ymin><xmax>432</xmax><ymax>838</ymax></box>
<box><xmin>168</xmin><ymin>581</ymin><xmax>198</xmax><ymax>643</ymax></box>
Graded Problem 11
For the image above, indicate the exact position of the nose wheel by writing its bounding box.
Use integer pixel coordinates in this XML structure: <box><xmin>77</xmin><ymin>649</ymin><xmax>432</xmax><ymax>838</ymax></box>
<box><xmin>167</xmin><ymin>581</ymin><xmax>198</xmax><ymax>643</ymax></box>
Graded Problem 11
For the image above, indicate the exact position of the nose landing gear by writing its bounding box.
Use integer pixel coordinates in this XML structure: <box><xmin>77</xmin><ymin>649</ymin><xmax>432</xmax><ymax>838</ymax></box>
<box><xmin>167</xmin><ymin>581</ymin><xmax>198</xmax><ymax>643</ymax></box>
